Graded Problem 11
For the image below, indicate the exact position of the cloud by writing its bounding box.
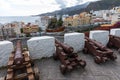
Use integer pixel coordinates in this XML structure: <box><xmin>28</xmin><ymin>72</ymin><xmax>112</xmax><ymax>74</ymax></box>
<box><xmin>60</xmin><ymin>0</ymin><xmax>78</xmax><ymax>7</ymax></box>
<box><xmin>8</xmin><ymin>0</ymin><xmax>57</xmax><ymax>6</ymax></box>
<box><xmin>0</xmin><ymin>0</ymin><xmax>60</xmax><ymax>16</ymax></box>
<box><xmin>55</xmin><ymin>0</ymin><xmax>66</xmax><ymax>8</ymax></box>
<box><xmin>0</xmin><ymin>0</ymin><xmax>11</xmax><ymax>10</ymax></box>
<box><xmin>0</xmin><ymin>0</ymin><xmax>97</xmax><ymax>16</ymax></box>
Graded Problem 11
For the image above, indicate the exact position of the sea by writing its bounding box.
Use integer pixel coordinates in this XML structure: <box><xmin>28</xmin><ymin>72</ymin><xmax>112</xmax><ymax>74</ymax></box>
<box><xmin>0</xmin><ymin>16</ymin><xmax>40</xmax><ymax>24</ymax></box>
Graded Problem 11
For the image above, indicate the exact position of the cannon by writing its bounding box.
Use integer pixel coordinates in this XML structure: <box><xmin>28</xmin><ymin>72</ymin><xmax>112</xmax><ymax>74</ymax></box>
<box><xmin>108</xmin><ymin>35</ymin><xmax>120</xmax><ymax>53</ymax></box>
<box><xmin>5</xmin><ymin>40</ymin><xmax>39</xmax><ymax>80</ymax></box>
<box><xmin>55</xmin><ymin>39</ymin><xmax>74</xmax><ymax>53</ymax></box>
<box><xmin>53</xmin><ymin>39</ymin><xmax>86</xmax><ymax>74</ymax></box>
<box><xmin>14</xmin><ymin>40</ymin><xmax>24</xmax><ymax>65</ymax></box>
<box><xmin>83</xmin><ymin>37</ymin><xmax>117</xmax><ymax>64</ymax></box>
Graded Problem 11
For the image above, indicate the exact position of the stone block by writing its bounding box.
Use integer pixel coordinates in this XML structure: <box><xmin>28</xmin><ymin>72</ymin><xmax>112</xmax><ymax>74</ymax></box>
<box><xmin>64</xmin><ymin>32</ymin><xmax>85</xmax><ymax>52</ymax></box>
<box><xmin>89</xmin><ymin>30</ymin><xmax>109</xmax><ymax>46</ymax></box>
<box><xmin>110</xmin><ymin>28</ymin><xmax>120</xmax><ymax>37</ymax></box>
<box><xmin>0</xmin><ymin>41</ymin><xmax>13</xmax><ymax>67</ymax></box>
<box><xmin>27</xmin><ymin>36</ymin><xmax>55</xmax><ymax>59</ymax></box>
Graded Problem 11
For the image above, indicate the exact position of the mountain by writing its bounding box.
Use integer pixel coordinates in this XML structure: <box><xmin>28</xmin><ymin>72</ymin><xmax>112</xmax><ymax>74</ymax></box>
<box><xmin>84</xmin><ymin>0</ymin><xmax>120</xmax><ymax>12</ymax></box>
<box><xmin>38</xmin><ymin>2</ymin><xmax>90</xmax><ymax>16</ymax></box>
<box><xmin>38</xmin><ymin>0</ymin><xmax>120</xmax><ymax>16</ymax></box>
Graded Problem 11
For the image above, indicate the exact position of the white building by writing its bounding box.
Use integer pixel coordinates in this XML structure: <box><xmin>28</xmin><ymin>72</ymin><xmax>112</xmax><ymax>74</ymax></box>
<box><xmin>62</xmin><ymin>14</ymin><xmax>69</xmax><ymax>21</ymax></box>
<box><xmin>110</xmin><ymin>6</ymin><xmax>120</xmax><ymax>13</ymax></box>
<box><xmin>56</xmin><ymin>15</ymin><xmax>60</xmax><ymax>20</ymax></box>
<box><xmin>92</xmin><ymin>10</ymin><xmax>111</xmax><ymax>18</ymax></box>
<box><xmin>111</xmin><ymin>13</ymin><xmax>120</xmax><ymax>24</ymax></box>
<box><xmin>0</xmin><ymin>23</ymin><xmax>15</xmax><ymax>39</ymax></box>
<box><xmin>4</xmin><ymin>24</ymin><xmax>14</xmax><ymax>36</ymax></box>
<box><xmin>91</xmin><ymin>10</ymin><xmax>114</xmax><ymax>24</ymax></box>
<box><xmin>11</xmin><ymin>22</ymin><xmax>23</xmax><ymax>37</ymax></box>
<box><xmin>38</xmin><ymin>16</ymin><xmax>51</xmax><ymax>30</ymax></box>
<box><xmin>103</xmin><ymin>13</ymin><xmax>112</xmax><ymax>21</ymax></box>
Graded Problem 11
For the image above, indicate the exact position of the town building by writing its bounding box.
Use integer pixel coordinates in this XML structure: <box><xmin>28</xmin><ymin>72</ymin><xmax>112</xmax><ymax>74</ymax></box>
<box><xmin>62</xmin><ymin>14</ymin><xmax>69</xmax><ymax>21</ymax></box>
<box><xmin>1</xmin><ymin>23</ymin><xmax>15</xmax><ymax>39</ymax></box>
<box><xmin>64</xmin><ymin>16</ymin><xmax>73</xmax><ymax>26</ymax></box>
<box><xmin>39</xmin><ymin>16</ymin><xmax>51</xmax><ymax>30</ymax></box>
<box><xmin>73</xmin><ymin>14</ymin><xmax>80</xmax><ymax>26</ymax></box>
<box><xmin>110</xmin><ymin>6</ymin><xmax>120</xmax><ymax>13</ymax></box>
<box><xmin>23</xmin><ymin>24</ymin><xmax>39</xmax><ymax>34</ymax></box>
<box><xmin>63</xmin><ymin>12</ymin><xmax>91</xmax><ymax>27</ymax></box>
<box><xmin>11</xmin><ymin>22</ymin><xmax>24</xmax><ymax>38</ymax></box>
<box><xmin>79</xmin><ymin>12</ymin><xmax>91</xmax><ymax>25</ymax></box>
<box><xmin>111</xmin><ymin>13</ymin><xmax>120</xmax><ymax>24</ymax></box>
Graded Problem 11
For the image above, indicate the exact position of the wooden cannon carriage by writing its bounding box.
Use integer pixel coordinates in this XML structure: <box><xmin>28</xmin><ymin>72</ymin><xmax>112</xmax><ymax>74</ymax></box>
<box><xmin>53</xmin><ymin>39</ymin><xmax>86</xmax><ymax>74</ymax></box>
<box><xmin>83</xmin><ymin>37</ymin><xmax>117</xmax><ymax>64</ymax></box>
<box><xmin>108</xmin><ymin>35</ymin><xmax>120</xmax><ymax>53</ymax></box>
<box><xmin>5</xmin><ymin>40</ymin><xmax>39</xmax><ymax>80</ymax></box>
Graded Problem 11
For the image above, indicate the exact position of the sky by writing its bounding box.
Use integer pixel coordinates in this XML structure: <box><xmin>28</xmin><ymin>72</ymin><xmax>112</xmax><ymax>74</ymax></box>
<box><xmin>0</xmin><ymin>0</ymin><xmax>97</xmax><ymax>16</ymax></box>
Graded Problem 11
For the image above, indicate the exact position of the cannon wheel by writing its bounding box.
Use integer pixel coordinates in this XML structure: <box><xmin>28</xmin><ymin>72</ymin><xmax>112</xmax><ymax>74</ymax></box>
<box><xmin>94</xmin><ymin>56</ymin><xmax>101</xmax><ymax>64</ymax></box>
<box><xmin>53</xmin><ymin>53</ymin><xmax>58</xmax><ymax>60</ymax></box>
<box><xmin>83</xmin><ymin>48</ymin><xmax>88</xmax><ymax>54</ymax></box>
<box><xmin>80</xmin><ymin>60</ymin><xmax>86</xmax><ymax>68</ymax></box>
<box><xmin>60</xmin><ymin>65</ymin><xmax>66</xmax><ymax>74</ymax></box>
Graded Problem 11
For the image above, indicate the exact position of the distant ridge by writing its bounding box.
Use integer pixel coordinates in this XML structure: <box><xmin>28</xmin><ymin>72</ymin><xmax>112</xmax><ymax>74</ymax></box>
<box><xmin>37</xmin><ymin>0</ymin><xmax>120</xmax><ymax>16</ymax></box>
<box><xmin>37</xmin><ymin>2</ymin><xmax>90</xmax><ymax>16</ymax></box>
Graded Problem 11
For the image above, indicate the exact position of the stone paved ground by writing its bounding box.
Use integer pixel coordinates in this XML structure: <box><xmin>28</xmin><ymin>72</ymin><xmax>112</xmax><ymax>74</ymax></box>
<box><xmin>0</xmin><ymin>49</ymin><xmax>120</xmax><ymax>80</ymax></box>
<box><xmin>35</xmin><ymin>49</ymin><xmax>120</xmax><ymax>80</ymax></box>
<box><xmin>0</xmin><ymin>69</ymin><xmax>7</xmax><ymax>80</ymax></box>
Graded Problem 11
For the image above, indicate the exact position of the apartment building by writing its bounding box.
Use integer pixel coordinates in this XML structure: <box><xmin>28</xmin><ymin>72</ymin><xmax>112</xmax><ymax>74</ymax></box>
<box><xmin>111</xmin><ymin>13</ymin><xmax>120</xmax><ymax>24</ymax></box>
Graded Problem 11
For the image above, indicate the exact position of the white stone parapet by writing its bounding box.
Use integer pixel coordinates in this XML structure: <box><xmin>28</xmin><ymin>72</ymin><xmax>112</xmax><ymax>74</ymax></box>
<box><xmin>0</xmin><ymin>41</ymin><xmax>13</xmax><ymax>67</ymax></box>
<box><xmin>27</xmin><ymin>36</ymin><xmax>55</xmax><ymax>59</ymax></box>
<box><xmin>89</xmin><ymin>30</ymin><xmax>109</xmax><ymax>46</ymax></box>
<box><xmin>110</xmin><ymin>28</ymin><xmax>120</xmax><ymax>37</ymax></box>
<box><xmin>64</xmin><ymin>32</ymin><xmax>85</xmax><ymax>52</ymax></box>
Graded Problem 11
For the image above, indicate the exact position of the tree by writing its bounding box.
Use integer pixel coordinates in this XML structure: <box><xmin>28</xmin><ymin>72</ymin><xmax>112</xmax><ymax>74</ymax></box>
<box><xmin>38</xmin><ymin>27</ymin><xmax>42</xmax><ymax>36</ymax></box>
<box><xmin>56</xmin><ymin>17</ymin><xmax>63</xmax><ymax>27</ymax></box>
<box><xmin>48</xmin><ymin>17</ymin><xmax>57</xmax><ymax>29</ymax></box>
<box><xmin>47</xmin><ymin>16</ymin><xmax>63</xmax><ymax>29</ymax></box>
<box><xmin>20</xmin><ymin>28</ymin><xmax>23</xmax><ymax>33</ymax></box>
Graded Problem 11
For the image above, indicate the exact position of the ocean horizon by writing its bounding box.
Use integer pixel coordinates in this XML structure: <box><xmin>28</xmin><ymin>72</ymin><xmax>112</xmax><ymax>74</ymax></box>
<box><xmin>0</xmin><ymin>16</ymin><xmax>40</xmax><ymax>24</ymax></box>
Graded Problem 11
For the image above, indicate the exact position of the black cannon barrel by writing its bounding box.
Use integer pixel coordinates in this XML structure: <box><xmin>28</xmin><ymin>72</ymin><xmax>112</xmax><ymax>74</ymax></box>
<box><xmin>85</xmin><ymin>37</ymin><xmax>106</xmax><ymax>50</ymax></box>
<box><xmin>14</xmin><ymin>40</ymin><xmax>24</xmax><ymax>65</ymax></box>
<box><xmin>55</xmin><ymin>39</ymin><xmax>74</xmax><ymax>53</ymax></box>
